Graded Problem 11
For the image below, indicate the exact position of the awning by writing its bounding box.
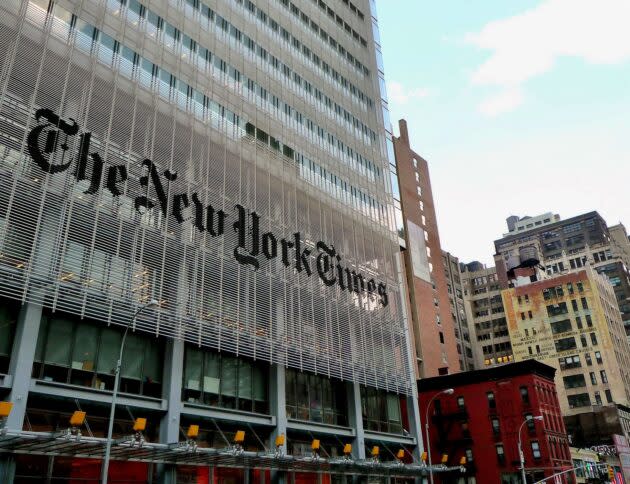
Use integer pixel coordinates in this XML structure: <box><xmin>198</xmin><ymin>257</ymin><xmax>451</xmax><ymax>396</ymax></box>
<box><xmin>0</xmin><ymin>430</ymin><xmax>466</xmax><ymax>478</ymax></box>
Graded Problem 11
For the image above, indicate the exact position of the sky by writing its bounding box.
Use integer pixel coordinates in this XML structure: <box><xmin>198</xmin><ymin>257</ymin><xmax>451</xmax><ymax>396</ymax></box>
<box><xmin>377</xmin><ymin>0</ymin><xmax>630</xmax><ymax>265</ymax></box>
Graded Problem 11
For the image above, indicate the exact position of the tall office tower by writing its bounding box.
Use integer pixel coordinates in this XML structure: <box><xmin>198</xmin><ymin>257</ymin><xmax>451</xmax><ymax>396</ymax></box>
<box><xmin>502</xmin><ymin>267</ymin><xmax>630</xmax><ymax>417</ymax></box>
<box><xmin>394</xmin><ymin>119</ymin><xmax>460</xmax><ymax>377</ymax></box>
<box><xmin>460</xmin><ymin>262</ymin><xmax>513</xmax><ymax>368</ymax></box>
<box><xmin>442</xmin><ymin>251</ymin><xmax>474</xmax><ymax>371</ymax></box>
<box><xmin>0</xmin><ymin>0</ymin><xmax>424</xmax><ymax>481</ymax></box>
<box><xmin>494</xmin><ymin>212</ymin><xmax>630</xmax><ymax>335</ymax></box>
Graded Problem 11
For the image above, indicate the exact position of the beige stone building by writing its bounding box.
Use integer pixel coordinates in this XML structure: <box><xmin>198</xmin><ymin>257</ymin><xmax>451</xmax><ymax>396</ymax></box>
<box><xmin>502</xmin><ymin>266</ymin><xmax>630</xmax><ymax>416</ymax></box>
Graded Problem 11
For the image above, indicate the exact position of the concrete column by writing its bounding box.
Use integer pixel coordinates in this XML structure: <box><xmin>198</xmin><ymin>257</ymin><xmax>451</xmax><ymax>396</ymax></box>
<box><xmin>6</xmin><ymin>302</ymin><xmax>43</xmax><ymax>431</ymax></box>
<box><xmin>270</xmin><ymin>363</ymin><xmax>287</xmax><ymax>484</ymax></box>
<box><xmin>156</xmin><ymin>338</ymin><xmax>185</xmax><ymax>484</ymax></box>
<box><xmin>347</xmin><ymin>382</ymin><xmax>366</xmax><ymax>460</ymax></box>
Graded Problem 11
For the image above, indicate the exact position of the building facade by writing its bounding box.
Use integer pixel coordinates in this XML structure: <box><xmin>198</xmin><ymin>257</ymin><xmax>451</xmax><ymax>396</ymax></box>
<box><xmin>418</xmin><ymin>360</ymin><xmax>573</xmax><ymax>484</ymax></box>
<box><xmin>460</xmin><ymin>261</ymin><xmax>512</xmax><ymax>368</ymax></box>
<box><xmin>0</xmin><ymin>0</ymin><xmax>424</xmax><ymax>481</ymax></box>
<box><xmin>442</xmin><ymin>251</ymin><xmax>474</xmax><ymax>371</ymax></box>
<box><xmin>494</xmin><ymin>211</ymin><xmax>630</xmax><ymax>336</ymax></box>
<box><xmin>394</xmin><ymin>119</ymin><xmax>460</xmax><ymax>377</ymax></box>
<box><xmin>502</xmin><ymin>267</ymin><xmax>630</xmax><ymax>417</ymax></box>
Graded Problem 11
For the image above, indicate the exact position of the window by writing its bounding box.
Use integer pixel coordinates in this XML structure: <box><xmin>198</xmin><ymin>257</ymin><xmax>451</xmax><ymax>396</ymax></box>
<box><xmin>594</xmin><ymin>391</ymin><xmax>602</xmax><ymax>406</ymax></box>
<box><xmin>547</xmin><ymin>302</ymin><xmax>568</xmax><ymax>316</ymax></box>
<box><xmin>491</xmin><ymin>417</ymin><xmax>500</xmax><ymax>435</ymax></box>
<box><xmin>571</xmin><ymin>300</ymin><xmax>578</xmax><ymax>311</ymax></box>
<box><xmin>465</xmin><ymin>448</ymin><xmax>473</xmax><ymax>462</ymax></box>
<box><xmin>568</xmin><ymin>393</ymin><xmax>591</xmax><ymax>408</ymax></box>
<box><xmin>184</xmin><ymin>347</ymin><xmax>268</xmax><ymax>413</ymax></box>
<box><xmin>581</xmin><ymin>297</ymin><xmax>589</xmax><ymax>310</ymax></box>
<box><xmin>33</xmin><ymin>313</ymin><xmax>163</xmax><ymax>398</ymax></box>
<box><xmin>439</xmin><ymin>332</ymin><xmax>444</xmax><ymax>344</ymax></box>
<box><xmin>589</xmin><ymin>372</ymin><xmax>597</xmax><ymax>385</ymax></box>
<box><xmin>605</xmin><ymin>389</ymin><xmax>613</xmax><ymax>403</ymax></box>
<box><xmin>600</xmin><ymin>370</ymin><xmax>608</xmax><ymax>384</ymax></box>
<box><xmin>525</xmin><ymin>413</ymin><xmax>536</xmax><ymax>432</ymax></box>
<box><xmin>585</xmin><ymin>315</ymin><xmax>593</xmax><ymax>327</ymax></box>
<box><xmin>496</xmin><ymin>445</ymin><xmax>505</xmax><ymax>464</ymax></box>
<box><xmin>457</xmin><ymin>396</ymin><xmax>465</xmax><ymax>409</ymax></box>
<box><xmin>576</xmin><ymin>316</ymin><xmax>583</xmax><ymax>329</ymax></box>
<box><xmin>580</xmin><ymin>335</ymin><xmax>588</xmax><ymax>348</ymax></box>
<box><xmin>559</xmin><ymin>355</ymin><xmax>581</xmax><ymax>369</ymax></box>
<box><xmin>531</xmin><ymin>441</ymin><xmax>541</xmax><ymax>459</ymax></box>
<box><xmin>520</xmin><ymin>386</ymin><xmax>530</xmax><ymax>404</ymax></box>
<box><xmin>360</xmin><ymin>386</ymin><xmax>403</xmax><ymax>434</ymax></box>
<box><xmin>550</xmin><ymin>319</ymin><xmax>572</xmax><ymax>334</ymax></box>
<box><xmin>585</xmin><ymin>353</ymin><xmax>592</xmax><ymax>366</ymax></box>
<box><xmin>555</xmin><ymin>337</ymin><xmax>577</xmax><ymax>352</ymax></box>
<box><xmin>590</xmin><ymin>333</ymin><xmax>598</xmax><ymax>346</ymax></box>
<box><xmin>595</xmin><ymin>351</ymin><xmax>603</xmax><ymax>364</ymax></box>
<box><xmin>563</xmin><ymin>374</ymin><xmax>586</xmax><ymax>389</ymax></box>
<box><xmin>487</xmin><ymin>392</ymin><xmax>496</xmax><ymax>409</ymax></box>
<box><xmin>0</xmin><ymin>300</ymin><xmax>18</xmax><ymax>374</ymax></box>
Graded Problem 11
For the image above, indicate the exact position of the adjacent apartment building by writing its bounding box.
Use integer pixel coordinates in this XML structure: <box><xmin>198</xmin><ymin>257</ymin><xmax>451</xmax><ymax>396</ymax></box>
<box><xmin>0</xmin><ymin>0</ymin><xmax>424</xmax><ymax>482</ymax></box>
<box><xmin>419</xmin><ymin>360</ymin><xmax>572</xmax><ymax>484</ymax></box>
<box><xmin>495</xmin><ymin>212</ymin><xmax>630</xmax><ymax>335</ymax></box>
<box><xmin>502</xmin><ymin>267</ymin><xmax>630</xmax><ymax>416</ymax></box>
<box><xmin>443</xmin><ymin>251</ymin><xmax>474</xmax><ymax>371</ymax></box>
<box><xmin>460</xmin><ymin>261</ymin><xmax>512</xmax><ymax>368</ymax></box>
<box><xmin>395</xmin><ymin>119</ymin><xmax>460</xmax><ymax>377</ymax></box>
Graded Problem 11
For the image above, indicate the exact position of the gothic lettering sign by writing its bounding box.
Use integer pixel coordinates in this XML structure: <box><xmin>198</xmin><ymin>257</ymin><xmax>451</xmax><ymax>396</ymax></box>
<box><xmin>27</xmin><ymin>108</ymin><xmax>389</xmax><ymax>306</ymax></box>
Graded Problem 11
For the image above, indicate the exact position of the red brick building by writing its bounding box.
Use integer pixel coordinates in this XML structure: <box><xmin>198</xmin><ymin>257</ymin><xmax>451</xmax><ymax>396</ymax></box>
<box><xmin>395</xmin><ymin>119</ymin><xmax>460</xmax><ymax>377</ymax></box>
<box><xmin>418</xmin><ymin>360</ymin><xmax>573</xmax><ymax>483</ymax></box>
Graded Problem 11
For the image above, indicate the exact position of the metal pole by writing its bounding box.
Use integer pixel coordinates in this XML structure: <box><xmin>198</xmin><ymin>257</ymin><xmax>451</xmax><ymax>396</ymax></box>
<box><xmin>101</xmin><ymin>300</ymin><xmax>157</xmax><ymax>484</ymax></box>
<box><xmin>518</xmin><ymin>420</ymin><xmax>527</xmax><ymax>484</ymax></box>
<box><xmin>425</xmin><ymin>389</ymin><xmax>453</xmax><ymax>484</ymax></box>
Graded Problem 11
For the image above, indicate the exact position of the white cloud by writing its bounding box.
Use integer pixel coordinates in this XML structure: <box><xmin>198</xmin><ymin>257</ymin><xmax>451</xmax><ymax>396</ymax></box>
<box><xmin>387</xmin><ymin>81</ymin><xmax>430</xmax><ymax>105</ymax></box>
<box><xmin>466</xmin><ymin>0</ymin><xmax>630</xmax><ymax>113</ymax></box>
<box><xmin>478</xmin><ymin>88</ymin><xmax>524</xmax><ymax>117</ymax></box>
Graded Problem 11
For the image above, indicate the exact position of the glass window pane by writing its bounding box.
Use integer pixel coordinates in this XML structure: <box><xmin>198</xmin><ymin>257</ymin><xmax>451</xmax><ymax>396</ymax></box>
<box><xmin>253</xmin><ymin>365</ymin><xmax>266</xmax><ymax>402</ymax></box>
<box><xmin>203</xmin><ymin>352</ymin><xmax>220</xmax><ymax>394</ymax></box>
<box><xmin>97</xmin><ymin>328</ymin><xmax>122</xmax><ymax>374</ymax></box>
<box><xmin>184</xmin><ymin>348</ymin><xmax>202</xmax><ymax>390</ymax></box>
<box><xmin>0</xmin><ymin>304</ymin><xmax>17</xmax><ymax>356</ymax></box>
<box><xmin>71</xmin><ymin>324</ymin><xmax>98</xmax><ymax>370</ymax></box>
<box><xmin>387</xmin><ymin>394</ymin><xmax>401</xmax><ymax>423</ymax></box>
<box><xmin>120</xmin><ymin>333</ymin><xmax>143</xmax><ymax>379</ymax></box>
<box><xmin>143</xmin><ymin>339</ymin><xmax>161</xmax><ymax>383</ymax></box>
<box><xmin>34</xmin><ymin>316</ymin><xmax>48</xmax><ymax>362</ymax></box>
<box><xmin>44</xmin><ymin>318</ymin><xmax>73</xmax><ymax>366</ymax></box>
<box><xmin>238</xmin><ymin>361</ymin><xmax>252</xmax><ymax>400</ymax></box>
<box><xmin>221</xmin><ymin>357</ymin><xmax>238</xmax><ymax>397</ymax></box>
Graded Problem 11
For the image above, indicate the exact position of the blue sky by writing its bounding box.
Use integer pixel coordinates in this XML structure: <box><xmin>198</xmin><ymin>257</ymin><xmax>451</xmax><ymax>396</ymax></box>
<box><xmin>377</xmin><ymin>0</ymin><xmax>630</xmax><ymax>265</ymax></box>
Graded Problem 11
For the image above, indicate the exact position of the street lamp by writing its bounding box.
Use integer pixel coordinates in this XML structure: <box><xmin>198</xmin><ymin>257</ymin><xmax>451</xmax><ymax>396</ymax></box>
<box><xmin>518</xmin><ymin>415</ymin><xmax>544</xmax><ymax>484</ymax></box>
<box><xmin>101</xmin><ymin>299</ymin><xmax>158</xmax><ymax>484</ymax></box>
<box><xmin>425</xmin><ymin>388</ymin><xmax>454</xmax><ymax>484</ymax></box>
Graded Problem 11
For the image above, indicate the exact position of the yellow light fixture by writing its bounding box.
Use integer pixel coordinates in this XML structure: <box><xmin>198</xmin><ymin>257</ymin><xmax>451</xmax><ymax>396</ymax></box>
<box><xmin>459</xmin><ymin>456</ymin><xmax>467</xmax><ymax>465</ymax></box>
<box><xmin>187</xmin><ymin>425</ymin><xmax>199</xmax><ymax>439</ymax></box>
<box><xmin>69</xmin><ymin>411</ymin><xmax>86</xmax><ymax>427</ymax></box>
<box><xmin>343</xmin><ymin>443</ymin><xmax>352</xmax><ymax>455</ymax></box>
<box><xmin>0</xmin><ymin>402</ymin><xmax>13</xmax><ymax>418</ymax></box>
<box><xmin>275</xmin><ymin>433</ymin><xmax>285</xmax><ymax>447</ymax></box>
<box><xmin>311</xmin><ymin>439</ymin><xmax>320</xmax><ymax>451</ymax></box>
<box><xmin>421</xmin><ymin>451</ymin><xmax>427</xmax><ymax>462</ymax></box>
<box><xmin>441</xmin><ymin>454</ymin><xmax>449</xmax><ymax>464</ymax></box>
<box><xmin>371</xmin><ymin>446</ymin><xmax>379</xmax><ymax>457</ymax></box>
<box><xmin>133</xmin><ymin>418</ymin><xmax>147</xmax><ymax>432</ymax></box>
<box><xmin>396</xmin><ymin>449</ymin><xmax>405</xmax><ymax>460</ymax></box>
<box><xmin>234</xmin><ymin>430</ymin><xmax>245</xmax><ymax>444</ymax></box>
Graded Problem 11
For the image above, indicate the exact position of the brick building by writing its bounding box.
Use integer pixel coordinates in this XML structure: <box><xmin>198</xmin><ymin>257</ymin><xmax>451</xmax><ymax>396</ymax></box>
<box><xmin>419</xmin><ymin>360</ymin><xmax>572</xmax><ymax>484</ymax></box>
<box><xmin>395</xmin><ymin>119</ymin><xmax>460</xmax><ymax>377</ymax></box>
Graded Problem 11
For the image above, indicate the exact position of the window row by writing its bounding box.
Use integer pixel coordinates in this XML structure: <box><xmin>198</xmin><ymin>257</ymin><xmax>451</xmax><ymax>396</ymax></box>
<box><xmin>32</xmin><ymin>313</ymin><xmax>163</xmax><ymax>398</ymax></box>
<box><xmin>30</xmin><ymin>2</ymin><xmax>388</xmax><ymax>226</ymax></box>
<box><xmin>183</xmin><ymin>346</ymin><xmax>267</xmax><ymax>413</ymax></box>
<box><xmin>285</xmin><ymin>368</ymin><xmax>347</xmax><ymax>426</ymax></box>
<box><xmin>169</xmin><ymin>0</ymin><xmax>374</xmax><ymax>109</ymax></box>
<box><xmin>275</xmin><ymin>0</ymin><xmax>369</xmax><ymax>67</ymax></box>
<box><xmin>110</xmin><ymin>0</ymin><xmax>380</xmax><ymax>168</ymax></box>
